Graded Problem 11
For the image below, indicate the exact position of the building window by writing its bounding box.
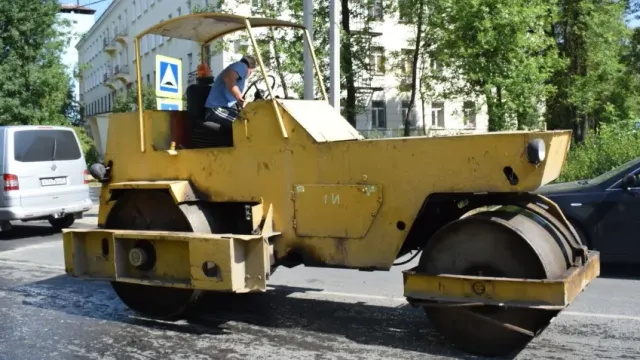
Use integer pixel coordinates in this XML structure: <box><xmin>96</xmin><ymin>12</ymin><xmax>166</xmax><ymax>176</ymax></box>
<box><xmin>146</xmin><ymin>73</ymin><xmax>151</xmax><ymax>83</ymax></box>
<box><xmin>177</xmin><ymin>7</ymin><xmax>182</xmax><ymax>16</ymax></box>
<box><xmin>431</xmin><ymin>101</ymin><xmax>445</xmax><ymax>127</ymax></box>
<box><xmin>430</xmin><ymin>57</ymin><xmax>443</xmax><ymax>75</ymax></box>
<box><xmin>157</xmin><ymin>19</ymin><xmax>164</xmax><ymax>45</ymax></box>
<box><xmin>401</xmin><ymin>101</ymin><xmax>417</xmax><ymax>128</ymax></box>
<box><xmin>188</xmin><ymin>53</ymin><xmax>193</xmax><ymax>72</ymax></box>
<box><xmin>153</xmin><ymin>70</ymin><xmax>156</xmax><ymax>85</ymax></box>
<box><xmin>402</xmin><ymin>49</ymin><xmax>413</xmax><ymax>76</ymax></box>
<box><xmin>463</xmin><ymin>101</ymin><xmax>477</xmax><ymax>128</ymax></box>
<box><xmin>371</xmin><ymin>100</ymin><xmax>386</xmax><ymax>128</ymax></box>
<box><xmin>132</xmin><ymin>1</ymin><xmax>136</xmax><ymax>22</ymax></box>
<box><xmin>370</xmin><ymin>47</ymin><xmax>385</xmax><ymax>75</ymax></box>
<box><xmin>369</xmin><ymin>0</ymin><xmax>383</xmax><ymax>20</ymax></box>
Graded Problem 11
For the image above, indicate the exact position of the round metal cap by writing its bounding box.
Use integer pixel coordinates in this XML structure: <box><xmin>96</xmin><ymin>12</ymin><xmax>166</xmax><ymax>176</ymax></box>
<box><xmin>129</xmin><ymin>247</ymin><xmax>148</xmax><ymax>267</ymax></box>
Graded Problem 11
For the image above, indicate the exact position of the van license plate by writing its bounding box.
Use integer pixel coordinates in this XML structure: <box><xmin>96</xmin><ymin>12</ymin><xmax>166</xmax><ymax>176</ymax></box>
<box><xmin>41</xmin><ymin>177</ymin><xmax>67</xmax><ymax>186</ymax></box>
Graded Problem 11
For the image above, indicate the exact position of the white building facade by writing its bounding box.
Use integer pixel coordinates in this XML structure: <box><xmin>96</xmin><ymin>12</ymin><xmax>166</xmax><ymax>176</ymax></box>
<box><xmin>76</xmin><ymin>0</ymin><xmax>488</xmax><ymax>138</ymax></box>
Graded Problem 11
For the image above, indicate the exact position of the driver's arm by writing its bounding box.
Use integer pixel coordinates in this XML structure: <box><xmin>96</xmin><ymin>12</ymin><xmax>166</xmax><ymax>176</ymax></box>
<box><xmin>222</xmin><ymin>68</ymin><xmax>243</xmax><ymax>102</ymax></box>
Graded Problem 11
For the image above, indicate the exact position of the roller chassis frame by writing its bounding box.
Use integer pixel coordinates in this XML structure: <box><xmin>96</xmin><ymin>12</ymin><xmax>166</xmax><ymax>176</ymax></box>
<box><xmin>63</xmin><ymin>158</ymin><xmax>603</xmax><ymax>357</ymax></box>
<box><xmin>63</xmin><ymin>189</ymin><xmax>600</xmax><ymax>352</ymax></box>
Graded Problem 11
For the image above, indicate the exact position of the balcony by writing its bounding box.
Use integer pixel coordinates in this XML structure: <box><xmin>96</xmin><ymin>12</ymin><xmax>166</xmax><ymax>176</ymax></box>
<box><xmin>114</xmin><ymin>65</ymin><xmax>132</xmax><ymax>84</ymax></box>
<box><xmin>115</xmin><ymin>27</ymin><xmax>129</xmax><ymax>44</ymax></box>
<box><xmin>103</xmin><ymin>37</ymin><xmax>116</xmax><ymax>54</ymax></box>
<box><xmin>103</xmin><ymin>71</ymin><xmax>117</xmax><ymax>89</ymax></box>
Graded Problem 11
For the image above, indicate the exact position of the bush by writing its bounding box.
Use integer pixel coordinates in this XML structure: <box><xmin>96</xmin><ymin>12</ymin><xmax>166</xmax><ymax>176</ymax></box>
<box><xmin>556</xmin><ymin>120</ymin><xmax>640</xmax><ymax>182</ymax></box>
<box><xmin>72</xmin><ymin>126</ymin><xmax>100</xmax><ymax>167</ymax></box>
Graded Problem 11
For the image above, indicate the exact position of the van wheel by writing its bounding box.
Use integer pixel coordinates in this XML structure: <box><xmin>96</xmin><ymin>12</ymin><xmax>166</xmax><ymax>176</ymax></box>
<box><xmin>49</xmin><ymin>215</ymin><xmax>75</xmax><ymax>230</ymax></box>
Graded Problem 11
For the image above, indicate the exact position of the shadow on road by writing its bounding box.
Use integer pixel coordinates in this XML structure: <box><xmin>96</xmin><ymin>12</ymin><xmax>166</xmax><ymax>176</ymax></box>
<box><xmin>0</xmin><ymin>224</ymin><xmax>60</xmax><ymax>241</ymax></box>
<box><xmin>8</xmin><ymin>275</ymin><xmax>520</xmax><ymax>360</ymax></box>
<box><xmin>0</xmin><ymin>223</ymin><xmax>94</xmax><ymax>247</ymax></box>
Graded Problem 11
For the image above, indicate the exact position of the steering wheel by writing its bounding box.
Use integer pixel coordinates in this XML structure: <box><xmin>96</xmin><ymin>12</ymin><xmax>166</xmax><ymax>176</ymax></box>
<box><xmin>243</xmin><ymin>74</ymin><xmax>277</xmax><ymax>101</ymax></box>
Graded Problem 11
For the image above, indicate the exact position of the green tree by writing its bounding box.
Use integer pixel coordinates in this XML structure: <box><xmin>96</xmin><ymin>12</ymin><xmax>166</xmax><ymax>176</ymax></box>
<box><xmin>0</xmin><ymin>0</ymin><xmax>73</xmax><ymax>126</ymax></box>
<box><xmin>422</xmin><ymin>0</ymin><xmax>563</xmax><ymax>131</ymax></box>
<box><xmin>112</xmin><ymin>84</ymin><xmax>157</xmax><ymax>113</ymax></box>
<box><xmin>546</xmin><ymin>0</ymin><xmax>636</xmax><ymax>142</ymax></box>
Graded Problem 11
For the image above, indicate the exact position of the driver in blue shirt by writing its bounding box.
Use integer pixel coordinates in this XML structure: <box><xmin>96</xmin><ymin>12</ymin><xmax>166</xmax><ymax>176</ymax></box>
<box><xmin>202</xmin><ymin>55</ymin><xmax>257</xmax><ymax>134</ymax></box>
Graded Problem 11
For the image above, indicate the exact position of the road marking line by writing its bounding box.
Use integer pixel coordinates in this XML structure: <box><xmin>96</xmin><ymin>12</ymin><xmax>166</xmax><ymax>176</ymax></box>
<box><xmin>277</xmin><ymin>289</ymin><xmax>640</xmax><ymax>321</ymax></box>
<box><xmin>0</xmin><ymin>259</ymin><xmax>64</xmax><ymax>270</ymax></box>
<box><xmin>296</xmin><ymin>289</ymin><xmax>407</xmax><ymax>302</ymax></box>
<box><xmin>2</xmin><ymin>259</ymin><xmax>640</xmax><ymax>322</ymax></box>
<box><xmin>0</xmin><ymin>241</ymin><xmax>61</xmax><ymax>255</ymax></box>
<box><xmin>562</xmin><ymin>311</ymin><xmax>640</xmax><ymax>321</ymax></box>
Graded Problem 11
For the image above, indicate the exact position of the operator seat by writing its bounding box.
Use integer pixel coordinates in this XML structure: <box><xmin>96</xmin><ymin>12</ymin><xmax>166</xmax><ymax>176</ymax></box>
<box><xmin>187</xmin><ymin>65</ymin><xmax>230</xmax><ymax>149</ymax></box>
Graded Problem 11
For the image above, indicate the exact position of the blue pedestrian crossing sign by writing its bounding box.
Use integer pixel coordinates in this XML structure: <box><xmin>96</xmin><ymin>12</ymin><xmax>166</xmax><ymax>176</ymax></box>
<box><xmin>157</xmin><ymin>98</ymin><xmax>183</xmax><ymax>111</ymax></box>
<box><xmin>155</xmin><ymin>55</ymin><xmax>182</xmax><ymax>100</ymax></box>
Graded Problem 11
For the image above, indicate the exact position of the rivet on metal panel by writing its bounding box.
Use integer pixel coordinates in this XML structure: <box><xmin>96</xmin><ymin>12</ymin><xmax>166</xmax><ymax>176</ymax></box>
<box><xmin>245</xmin><ymin>274</ymin><xmax>251</xmax><ymax>279</ymax></box>
<box><xmin>362</xmin><ymin>174</ymin><xmax>368</xmax><ymax>181</ymax></box>
<box><xmin>258</xmin><ymin>275</ymin><xmax>262</xmax><ymax>280</ymax></box>
<box><xmin>471</xmin><ymin>281</ymin><xmax>486</xmax><ymax>295</ymax></box>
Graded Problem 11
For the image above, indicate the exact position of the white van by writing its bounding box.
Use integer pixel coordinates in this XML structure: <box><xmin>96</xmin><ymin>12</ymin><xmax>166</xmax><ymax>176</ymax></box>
<box><xmin>0</xmin><ymin>125</ymin><xmax>93</xmax><ymax>230</ymax></box>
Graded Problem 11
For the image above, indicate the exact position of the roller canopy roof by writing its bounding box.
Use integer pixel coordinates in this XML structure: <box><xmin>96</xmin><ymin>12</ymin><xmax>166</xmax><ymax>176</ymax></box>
<box><xmin>135</xmin><ymin>12</ymin><xmax>306</xmax><ymax>43</ymax></box>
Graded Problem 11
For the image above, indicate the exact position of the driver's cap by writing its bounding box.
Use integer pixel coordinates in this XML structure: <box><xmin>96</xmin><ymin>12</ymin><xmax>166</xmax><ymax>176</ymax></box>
<box><xmin>242</xmin><ymin>55</ymin><xmax>257</xmax><ymax>69</ymax></box>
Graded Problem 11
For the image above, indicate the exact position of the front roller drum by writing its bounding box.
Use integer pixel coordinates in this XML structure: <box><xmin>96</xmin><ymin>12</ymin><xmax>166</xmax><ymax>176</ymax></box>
<box><xmin>411</xmin><ymin>205</ymin><xmax>595</xmax><ymax>357</ymax></box>
<box><xmin>105</xmin><ymin>190</ymin><xmax>218</xmax><ymax>320</ymax></box>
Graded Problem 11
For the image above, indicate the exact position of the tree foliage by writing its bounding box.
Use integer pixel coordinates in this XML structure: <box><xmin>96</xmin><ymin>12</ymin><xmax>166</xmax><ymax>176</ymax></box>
<box><xmin>546</xmin><ymin>0</ymin><xmax>636</xmax><ymax>142</ymax></box>
<box><xmin>0</xmin><ymin>0</ymin><xmax>73</xmax><ymax>126</ymax></box>
<box><xmin>112</xmin><ymin>84</ymin><xmax>157</xmax><ymax>113</ymax></box>
<box><xmin>421</xmin><ymin>0</ymin><xmax>563</xmax><ymax>131</ymax></box>
<box><xmin>557</xmin><ymin>121</ymin><xmax>640</xmax><ymax>182</ymax></box>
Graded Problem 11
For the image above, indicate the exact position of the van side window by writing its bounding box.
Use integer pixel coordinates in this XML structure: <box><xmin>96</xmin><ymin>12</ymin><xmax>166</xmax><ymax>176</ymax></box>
<box><xmin>14</xmin><ymin>130</ymin><xmax>82</xmax><ymax>162</ymax></box>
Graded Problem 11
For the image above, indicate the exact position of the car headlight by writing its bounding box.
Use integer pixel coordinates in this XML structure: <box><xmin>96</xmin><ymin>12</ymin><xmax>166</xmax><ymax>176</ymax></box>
<box><xmin>526</xmin><ymin>138</ymin><xmax>546</xmax><ymax>165</ymax></box>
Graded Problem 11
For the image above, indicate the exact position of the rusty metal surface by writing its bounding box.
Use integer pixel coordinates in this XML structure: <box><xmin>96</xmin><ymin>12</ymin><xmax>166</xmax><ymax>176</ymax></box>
<box><xmin>292</xmin><ymin>184</ymin><xmax>382</xmax><ymax>238</ymax></box>
<box><xmin>403</xmin><ymin>251</ymin><xmax>601</xmax><ymax>309</ymax></box>
<box><xmin>96</xmin><ymin>106</ymin><xmax>573</xmax><ymax>269</ymax></box>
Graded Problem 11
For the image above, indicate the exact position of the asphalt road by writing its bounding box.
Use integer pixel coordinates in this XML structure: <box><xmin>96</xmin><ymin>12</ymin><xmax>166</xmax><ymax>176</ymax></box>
<box><xmin>0</xmin><ymin>195</ymin><xmax>639</xmax><ymax>359</ymax></box>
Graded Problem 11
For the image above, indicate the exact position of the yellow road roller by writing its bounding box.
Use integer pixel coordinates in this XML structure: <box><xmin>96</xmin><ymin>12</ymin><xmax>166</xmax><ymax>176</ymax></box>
<box><xmin>64</xmin><ymin>13</ymin><xmax>600</xmax><ymax>357</ymax></box>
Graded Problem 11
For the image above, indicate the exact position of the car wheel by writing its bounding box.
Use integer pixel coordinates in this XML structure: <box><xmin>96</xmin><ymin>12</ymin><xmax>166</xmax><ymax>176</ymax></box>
<box><xmin>49</xmin><ymin>215</ymin><xmax>75</xmax><ymax>231</ymax></box>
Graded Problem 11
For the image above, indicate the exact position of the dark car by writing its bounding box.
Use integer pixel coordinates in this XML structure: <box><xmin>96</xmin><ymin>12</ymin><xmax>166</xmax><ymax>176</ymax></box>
<box><xmin>536</xmin><ymin>157</ymin><xmax>640</xmax><ymax>265</ymax></box>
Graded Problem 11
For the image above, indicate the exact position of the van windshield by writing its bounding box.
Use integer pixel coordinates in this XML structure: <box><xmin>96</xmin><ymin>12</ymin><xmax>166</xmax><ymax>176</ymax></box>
<box><xmin>13</xmin><ymin>129</ymin><xmax>82</xmax><ymax>163</ymax></box>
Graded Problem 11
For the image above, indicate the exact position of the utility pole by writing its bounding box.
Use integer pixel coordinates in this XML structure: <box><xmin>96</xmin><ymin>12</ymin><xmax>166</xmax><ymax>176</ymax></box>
<box><xmin>328</xmin><ymin>0</ymin><xmax>340</xmax><ymax>109</ymax></box>
<box><xmin>303</xmin><ymin>0</ymin><xmax>314</xmax><ymax>100</ymax></box>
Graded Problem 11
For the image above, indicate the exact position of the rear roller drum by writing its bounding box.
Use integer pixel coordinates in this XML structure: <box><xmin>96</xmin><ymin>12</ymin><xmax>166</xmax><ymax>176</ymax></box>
<box><xmin>105</xmin><ymin>190</ymin><xmax>218</xmax><ymax>320</ymax></box>
<box><xmin>419</xmin><ymin>206</ymin><xmax>569</xmax><ymax>357</ymax></box>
